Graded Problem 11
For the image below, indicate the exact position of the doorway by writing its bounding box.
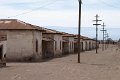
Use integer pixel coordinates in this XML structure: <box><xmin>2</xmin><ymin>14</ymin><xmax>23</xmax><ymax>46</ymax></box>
<box><xmin>62</xmin><ymin>42</ymin><xmax>69</xmax><ymax>55</ymax></box>
<box><xmin>42</xmin><ymin>40</ymin><xmax>54</xmax><ymax>59</ymax></box>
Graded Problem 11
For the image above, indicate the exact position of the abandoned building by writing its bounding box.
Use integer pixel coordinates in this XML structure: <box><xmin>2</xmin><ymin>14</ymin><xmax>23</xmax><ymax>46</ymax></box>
<box><xmin>0</xmin><ymin>19</ymin><xmax>44</xmax><ymax>61</ymax></box>
<box><xmin>83</xmin><ymin>37</ymin><xmax>99</xmax><ymax>51</ymax></box>
<box><xmin>74</xmin><ymin>35</ymin><xmax>98</xmax><ymax>52</ymax></box>
<box><xmin>74</xmin><ymin>35</ymin><xmax>84</xmax><ymax>53</ymax></box>
<box><xmin>83</xmin><ymin>37</ymin><xmax>90</xmax><ymax>51</ymax></box>
<box><xmin>42</xmin><ymin>28</ymin><xmax>63</xmax><ymax>58</ymax></box>
<box><xmin>62</xmin><ymin>34</ymin><xmax>75</xmax><ymax>54</ymax></box>
<box><xmin>0</xmin><ymin>33</ymin><xmax>7</xmax><ymax>67</ymax></box>
<box><xmin>83</xmin><ymin>37</ymin><xmax>91</xmax><ymax>51</ymax></box>
<box><xmin>88</xmin><ymin>39</ymin><xmax>94</xmax><ymax>50</ymax></box>
<box><xmin>0</xmin><ymin>19</ymin><xmax>98</xmax><ymax>62</ymax></box>
<box><xmin>91</xmin><ymin>39</ymin><xmax>96</xmax><ymax>50</ymax></box>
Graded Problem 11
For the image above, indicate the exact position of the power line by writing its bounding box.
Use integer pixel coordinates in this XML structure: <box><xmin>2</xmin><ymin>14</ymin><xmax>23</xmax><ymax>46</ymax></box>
<box><xmin>106</xmin><ymin>33</ymin><xmax>109</xmax><ymax>48</ymax></box>
<box><xmin>104</xmin><ymin>30</ymin><xmax>108</xmax><ymax>49</ymax></box>
<box><xmin>100</xmin><ymin>23</ymin><xmax>106</xmax><ymax>51</ymax></box>
<box><xmin>93</xmin><ymin>14</ymin><xmax>102</xmax><ymax>54</ymax></box>
<box><xmin>7</xmin><ymin>0</ymin><xmax>61</xmax><ymax>18</ymax></box>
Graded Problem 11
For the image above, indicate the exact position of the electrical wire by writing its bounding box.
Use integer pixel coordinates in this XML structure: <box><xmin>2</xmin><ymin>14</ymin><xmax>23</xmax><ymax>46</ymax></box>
<box><xmin>6</xmin><ymin>0</ymin><xmax>120</xmax><ymax>18</ymax></box>
<box><xmin>7</xmin><ymin>0</ymin><xmax>62</xmax><ymax>18</ymax></box>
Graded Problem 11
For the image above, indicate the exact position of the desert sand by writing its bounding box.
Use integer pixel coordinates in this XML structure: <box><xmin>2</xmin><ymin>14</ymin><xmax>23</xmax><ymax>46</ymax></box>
<box><xmin>0</xmin><ymin>44</ymin><xmax>120</xmax><ymax>80</ymax></box>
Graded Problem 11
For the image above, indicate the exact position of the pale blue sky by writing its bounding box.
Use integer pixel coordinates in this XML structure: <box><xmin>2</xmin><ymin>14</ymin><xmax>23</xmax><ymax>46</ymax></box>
<box><xmin>0</xmin><ymin>0</ymin><xmax>120</xmax><ymax>28</ymax></box>
<box><xmin>0</xmin><ymin>0</ymin><xmax>120</xmax><ymax>40</ymax></box>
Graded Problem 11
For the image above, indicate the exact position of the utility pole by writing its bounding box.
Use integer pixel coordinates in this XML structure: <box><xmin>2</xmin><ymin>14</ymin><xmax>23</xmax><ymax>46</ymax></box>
<box><xmin>100</xmin><ymin>23</ymin><xmax>106</xmax><ymax>51</ymax></box>
<box><xmin>104</xmin><ymin>30</ymin><xmax>107</xmax><ymax>49</ymax></box>
<box><xmin>106</xmin><ymin>33</ymin><xmax>109</xmax><ymax>48</ymax></box>
<box><xmin>77</xmin><ymin>0</ymin><xmax>82</xmax><ymax>63</ymax></box>
<box><xmin>93</xmin><ymin>14</ymin><xmax>102</xmax><ymax>53</ymax></box>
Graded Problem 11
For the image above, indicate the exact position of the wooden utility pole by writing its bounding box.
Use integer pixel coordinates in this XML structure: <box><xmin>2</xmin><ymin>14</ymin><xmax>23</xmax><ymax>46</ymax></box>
<box><xmin>106</xmin><ymin>33</ymin><xmax>109</xmax><ymax>48</ymax></box>
<box><xmin>104</xmin><ymin>30</ymin><xmax>107</xmax><ymax>49</ymax></box>
<box><xmin>77</xmin><ymin>0</ymin><xmax>82</xmax><ymax>63</ymax></box>
<box><xmin>100</xmin><ymin>23</ymin><xmax>106</xmax><ymax>51</ymax></box>
<box><xmin>93</xmin><ymin>14</ymin><xmax>102</xmax><ymax>53</ymax></box>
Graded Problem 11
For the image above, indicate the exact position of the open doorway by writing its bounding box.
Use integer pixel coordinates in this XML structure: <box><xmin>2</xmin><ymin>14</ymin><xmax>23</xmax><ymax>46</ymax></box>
<box><xmin>42</xmin><ymin>40</ymin><xmax>54</xmax><ymax>59</ymax></box>
<box><xmin>74</xmin><ymin>43</ymin><xmax>78</xmax><ymax>53</ymax></box>
<box><xmin>62</xmin><ymin>42</ymin><xmax>69</xmax><ymax>55</ymax></box>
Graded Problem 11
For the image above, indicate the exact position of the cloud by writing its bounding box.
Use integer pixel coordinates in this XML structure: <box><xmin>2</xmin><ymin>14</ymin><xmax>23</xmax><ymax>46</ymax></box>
<box><xmin>82</xmin><ymin>10</ymin><xmax>120</xmax><ymax>27</ymax></box>
<box><xmin>0</xmin><ymin>0</ymin><xmax>120</xmax><ymax>40</ymax></box>
<box><xmin>0</xmin><ymin>0</ymin><xmax>78</xmax><ymax>10</ymax></box>
<box><xmin>0</xmin><ymin>0</ymin><xmax>42</xmax><ymax>4</ymax></box>
<box><xmin>18</xmin><ymin>10</ymin><xmax>78</xmax><ymax>27</ymax></box>
<box><xmin>85</xmin><ymin>0</ymin><xmax>99</xmax><ymax>4</ymax></box>
<box><xmin>82</xmin><ymin>0</ymin><xmax>120</xmax><ymax>11</ymax></box>
<box><xmin>0</xmin><ymin>0</ymin><xmax>120</xmax><ymax>28</ymax></box>
<box><xmin>0</xmin><ymin>0</ymin><xmax>120</xmax><ymax>11</ymax></box>
<box><xmin>0</xmin><ymin>0</ymin><xmax>54</xmax><ymax>10</ymax></box>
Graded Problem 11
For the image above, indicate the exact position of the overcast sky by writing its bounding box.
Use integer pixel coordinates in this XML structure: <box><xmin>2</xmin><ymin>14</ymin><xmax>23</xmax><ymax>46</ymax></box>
<box><xmin>0</xmin><ymin>0</ymin><xmax>120</xmax><ymax>28</ymax></box>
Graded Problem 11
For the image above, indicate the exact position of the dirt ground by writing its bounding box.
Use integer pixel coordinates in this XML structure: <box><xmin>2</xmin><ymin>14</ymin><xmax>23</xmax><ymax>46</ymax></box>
<box><xmin>0</xmin><ymin>44</ymin><xmax>120</xmax><ymax>80</ymax></box>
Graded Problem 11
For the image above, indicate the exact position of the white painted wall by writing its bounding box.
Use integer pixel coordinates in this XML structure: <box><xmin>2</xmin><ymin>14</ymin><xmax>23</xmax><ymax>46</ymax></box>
<box><xmin>32</xmin><ymin>31</ymin><xmax>43</xmax><ymax>61</ymax></box>
<box><xmin>83</xmin><ymin>40</ymin><xmax>86</xmax><ymax>51</ymax></box>
<box><xmin>54</xmin><ymin>34</ymin><xmax>62</xmax><ymax>57</ymax></box>
<box><xmin>5</xmin><ymin>30</ymin><xmax>42</xmax><ymax>61</ymax></box>
<box><xmin>68</xmin><ymin>37</ymin><xmax>74</xmax><ymax>53</ymax></box>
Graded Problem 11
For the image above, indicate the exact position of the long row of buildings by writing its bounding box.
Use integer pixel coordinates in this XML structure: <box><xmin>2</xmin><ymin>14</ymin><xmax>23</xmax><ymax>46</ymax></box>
<box><xmin>0</xmin><ymin>19</ymin><xmax>98</xmax><ymax>64</ymax></box>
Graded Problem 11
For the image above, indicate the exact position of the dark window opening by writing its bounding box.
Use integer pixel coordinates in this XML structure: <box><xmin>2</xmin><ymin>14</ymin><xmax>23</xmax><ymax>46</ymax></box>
<box><xmin>0</xmin><ymin>45</ymin><xmax>3</xmax><ymax>59</ymax></box>
<box><xmin>72</xmin><ymin>42</ymin><xmax>73</xmax><ymax>49</ymax></box>
<box><xmin>55</xmin><ymin>41</ymin><xmax>57</xmax><ymax>50</ymax></box>
<box><xmin>36</xmin><ymin>39</ymin><xmax>38</xmax><ymax>53</ymax></box>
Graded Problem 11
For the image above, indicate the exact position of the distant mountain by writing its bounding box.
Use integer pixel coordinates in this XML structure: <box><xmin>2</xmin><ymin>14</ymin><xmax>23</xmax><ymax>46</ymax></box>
<box><xmin>43</xmin><ymin>26</ymin><xmax>120</xmax><ymax>40</ymax></box>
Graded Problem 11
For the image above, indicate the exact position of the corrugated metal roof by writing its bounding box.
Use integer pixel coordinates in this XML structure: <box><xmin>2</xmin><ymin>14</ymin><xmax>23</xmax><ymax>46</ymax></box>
<box><xmin>0</xmin><ymin>19</ymin><xmax>44</xmax><ymax>31</ymax></box>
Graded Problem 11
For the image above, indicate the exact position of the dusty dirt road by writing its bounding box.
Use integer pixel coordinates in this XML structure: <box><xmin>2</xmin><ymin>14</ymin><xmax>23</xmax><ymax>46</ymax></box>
<box><xmin>0</xmin><ymin>45</ymin><xmax>120</xmax><ymax>80</ymax></box>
